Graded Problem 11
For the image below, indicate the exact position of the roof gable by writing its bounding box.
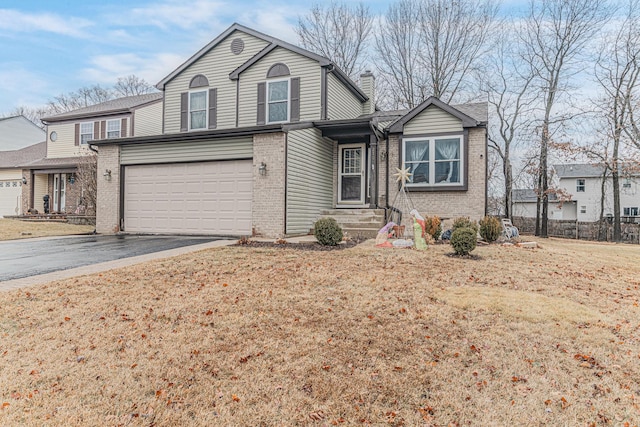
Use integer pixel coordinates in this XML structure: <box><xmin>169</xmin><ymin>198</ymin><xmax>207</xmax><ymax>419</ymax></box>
<box><xmin>157</xmin><ymin>23</ymin><xmax>367</xmax><ymax>102</ymax></box>
<box><xmin>389</xmin><ymin>97</ymin><xmax>482</xmax><ymax>133</ymax></box>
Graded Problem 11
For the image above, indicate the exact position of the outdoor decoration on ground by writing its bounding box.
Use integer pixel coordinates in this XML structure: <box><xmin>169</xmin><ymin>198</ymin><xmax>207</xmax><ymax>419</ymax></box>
<box><xmin>376</xmin><ymin>168</ymin><xmax>429</xmax><ymax>250</ymax></box>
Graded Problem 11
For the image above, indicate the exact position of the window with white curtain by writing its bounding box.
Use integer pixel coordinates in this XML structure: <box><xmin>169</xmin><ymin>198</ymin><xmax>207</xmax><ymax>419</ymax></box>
<box><xmin>189</xmin><ymin>90</ymin><xmax>207</xmax><ymax>130</ymax></box>
<box><xmin>402</xmin><ymin>135</ymin><xmax>463</xmax><ymax>187</ymax></box>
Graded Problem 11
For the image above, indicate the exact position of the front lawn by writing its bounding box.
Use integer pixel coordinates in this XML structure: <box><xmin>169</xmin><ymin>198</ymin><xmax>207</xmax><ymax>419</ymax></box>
<box><xmin>0</xmin><ymin>219</ymin><xmax>94</xmax><ymax>241</ymax></box>
<box><xmin>0</xmin><ymin>238</ymin><xmax>638</xmax><ymax>425</ymax></box>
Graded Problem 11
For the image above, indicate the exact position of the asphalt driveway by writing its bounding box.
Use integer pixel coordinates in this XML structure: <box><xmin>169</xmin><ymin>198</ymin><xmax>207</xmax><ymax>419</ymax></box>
<box><xmin>0</xmin><ymin>235</ymin><xmax>228</xmax><ymax>282</ymax></box>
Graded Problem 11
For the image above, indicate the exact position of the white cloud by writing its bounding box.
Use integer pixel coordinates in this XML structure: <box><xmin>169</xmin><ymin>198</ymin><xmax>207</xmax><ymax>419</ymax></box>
<box><xmin>0</xmin><ymin>9</ymin><xmax>92</xmax><ymax>38</ymax></box>
<box><xmin>82</xmin><ymin>52</ymin><xmax>185</xmax><ymax>87</ymax></box>
<box><xmin>117</xmin><ymin>0</ymin><xmax>227</xmax><ymax>30</ymax></box>
<box><xmin>0</xmin><ymin>66</ymin><xmax>50</xmax><ymax>111</ymax></box>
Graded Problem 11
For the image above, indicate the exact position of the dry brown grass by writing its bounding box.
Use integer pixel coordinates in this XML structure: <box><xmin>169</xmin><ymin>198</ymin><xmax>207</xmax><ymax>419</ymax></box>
<box><xmin>0</xmin><ymin>219</ymin><xmax>94</xmax><ymax>241</ymax></box>
<box><xmin>0</xmin><ymin>237</ymin><xmax>639</xmax><ymax>426</ymax></box>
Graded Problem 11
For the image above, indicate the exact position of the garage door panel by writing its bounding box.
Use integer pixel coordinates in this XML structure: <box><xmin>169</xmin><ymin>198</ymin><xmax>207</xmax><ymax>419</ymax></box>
<box><xmin>124</xmin><ymin>160</ymin><xmax>252</xmax><ymax>235</ymax></box>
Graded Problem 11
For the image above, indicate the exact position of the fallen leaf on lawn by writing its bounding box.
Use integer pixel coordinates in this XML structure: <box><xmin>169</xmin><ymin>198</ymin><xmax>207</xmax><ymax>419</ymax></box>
<box><xmin>64</xmin><ymin>317</ymin><xmax>70</xmax><ymax>321</ymax></box>
<box><xmin>2</xmin><ymin>402</ymin><xmax>9</xmax><ymax>409</ymax></box>
<box><xmin>232</xmin><ymin>394</ymin><xmax>240</xmax><ymax>402</ymax></box>
<box><xmin>309</xmin><ymin>410</ymin><xmax>325</xmax><ymax>420</ymax></box>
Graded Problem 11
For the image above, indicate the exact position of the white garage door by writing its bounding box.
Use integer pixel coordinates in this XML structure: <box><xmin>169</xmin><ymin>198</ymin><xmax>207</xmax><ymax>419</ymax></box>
<box><xmin>0</xmin><ymin>180</ymin><xmax>22</xmax><ymax>217</ymax></box>
<box><xmin>124</xmin><ymin>160</ymin><xmax>252</xmax><ymax>235</ymax></box>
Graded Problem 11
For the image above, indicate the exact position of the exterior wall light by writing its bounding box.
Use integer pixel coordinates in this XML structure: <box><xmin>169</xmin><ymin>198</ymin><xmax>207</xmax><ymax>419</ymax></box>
<box><xmin>21</xmin><ymin>177</ymin><xmax>27</xmax><ymax>185</ymax></box>
<box><xmin>259</xmin><ymin>162</ymin><xmax>267</xmax><ymax>176</ymax></box>
<box><xmin>68</xmin><ymin>174</ymin><xmax>75</xmax><ymax>184</ymax></box>
<box><xmin>103</xmin><ymin>169</ymin><xmax>112</xmax><ymax>181</ymax></box>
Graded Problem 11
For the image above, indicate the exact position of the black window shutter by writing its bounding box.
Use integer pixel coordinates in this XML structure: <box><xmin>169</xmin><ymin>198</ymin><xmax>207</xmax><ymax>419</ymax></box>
<box><xmin>74</xmin><ymin>123</ymin><xmax>79</xmax><ymax>146</ymax></box>
<box><xmin>208</xmin><ymin>88</ymin><xmax>217</xmax><ymax>129</ymax></box>
<box><xmin>180</xmin><ymin>92</ymin><xmax>188</xmax><ymax>131</ymax></box>
<box><xmin>121</xmin><ymin>118</ymin><xmax>127</xmax><ymax>137</ymax></box>
<box><xmin>290</xmin><ymin>77</ymin><xmax>300</xmax><ymax>122</ymax></box>
<box><xmin>257</xmin><ymin>82</ymin><xmax>266</xmax><ymax>125</ymax></box>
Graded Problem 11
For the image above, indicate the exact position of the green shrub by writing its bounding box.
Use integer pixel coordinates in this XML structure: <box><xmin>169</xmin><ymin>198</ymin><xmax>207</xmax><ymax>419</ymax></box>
<box><xmin>450</xmin><ymin>227</ymin><xmax>477</xmax><ymax>255</ymax></box>
<box><xmin>314</xmin><ymin>217</ymin><xmax>344</xmax><ymax>246</ymax></box>
<box><xmin>479</xmin><ymin>216</ymin><xmax>502</xmax><ymax>243</ymax></box>
<box><xmin>424</xmin><ymin>215</ymin><xmax>442</xmax><ymax>240</ymax></box>
<box><xmin>452</xmin><ymin>216</ymin><xmax>479</xmax><ymax>234</ymax></box>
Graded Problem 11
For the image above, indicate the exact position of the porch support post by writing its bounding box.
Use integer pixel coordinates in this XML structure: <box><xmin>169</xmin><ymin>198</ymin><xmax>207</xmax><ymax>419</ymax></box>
<box><xmin>369</xmin><ymin>133</ymin><xmax>378</xmax><ymax>208</ymax></box>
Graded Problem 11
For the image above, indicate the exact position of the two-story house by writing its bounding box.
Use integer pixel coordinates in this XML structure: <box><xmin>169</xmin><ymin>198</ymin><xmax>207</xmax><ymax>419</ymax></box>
<box><xmin>92</xmin><ymin>23</ymin><xmax>488</xmax><ymax>238</ymax></box>
<box><xmin>21</xmin><ymin>93</ymin><xmax>163</xmax><ymax>215</ymax></box>
<box><xmin>512</xmin><ymin>163</ymin><xmax>640</xmax><ymax>222</ymax></box>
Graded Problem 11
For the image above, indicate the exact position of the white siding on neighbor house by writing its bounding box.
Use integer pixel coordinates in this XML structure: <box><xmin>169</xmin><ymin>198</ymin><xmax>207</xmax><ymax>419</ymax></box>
<box><xmin>120</xmin><ymin>137</ymin><xmax>253</xmax><ymax>165</ymax></box>
<box><xmin>557</xmin><ymin>175</ymin><xmax>640</xmax><ymax>222</ymax></box>
<box><xmin>512</xmin><ymin>200</ymin><xmax>570</xmax><ymax>220</ymax></box>
<box><xmin>133</xmin><ymin>101</ymin><xmax>163</xmax><ymax>136</ymax></box>
<box><xmin>238</xmin><ymin>47</ymin><xmax>322</xmax><ymax>127</ymax></box>
<box><xmin>0</xmin><ymin>169</ymin><xmax>22</xmax><ymax>180</ymax></box>
<box><xmin>0</xmin><ymin>116</ymin><xmax>45</xmax><ymax>150</ymax></box>
<box><xmin>326</xmin><ymin>72</ymin><xmax>362</xmax><ymax>120</ymax></box>
<box><xmin>163</xmin><ymin>30</ymin><xmax>270</xmax><ymax>133</ymax></box>
<box><xmin>403</xmin><ymin>105</ymin><xmax>463</xmax><ymax>135</ymax></box>
<box><xmin>33</xmin><ymin>174</ymin><xmax>48</xmax><ymax>212</ymax></box>
<box><xmin>286</xmin><ymin>128</ymin><xmax>334</xmax><ymax>235</ymax></box>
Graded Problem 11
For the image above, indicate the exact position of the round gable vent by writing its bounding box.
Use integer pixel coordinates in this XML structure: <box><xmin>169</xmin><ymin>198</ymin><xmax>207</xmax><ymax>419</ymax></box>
<box><xmin>231</xmin><ymin>38</ymin><xmax>244</xmax><ymax>55</ymax></box>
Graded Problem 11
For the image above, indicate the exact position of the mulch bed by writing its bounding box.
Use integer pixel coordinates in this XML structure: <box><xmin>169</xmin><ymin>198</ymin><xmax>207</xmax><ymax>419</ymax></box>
<box><xmin>233</xmin><ymin>239</ymin><xmax>360</xmax><ymax>251</ymax></box>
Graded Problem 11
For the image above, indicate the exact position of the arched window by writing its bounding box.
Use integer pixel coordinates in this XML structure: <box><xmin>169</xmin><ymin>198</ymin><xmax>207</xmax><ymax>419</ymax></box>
<box><xmin>266</xmin><ymin>63</ymin><xmax>290</xmax><ymax>79</ymax></box>
<box><xmin>189</xmin><ymin>74</ymin><xmax>209</xmax><ymax>88</ymax></box>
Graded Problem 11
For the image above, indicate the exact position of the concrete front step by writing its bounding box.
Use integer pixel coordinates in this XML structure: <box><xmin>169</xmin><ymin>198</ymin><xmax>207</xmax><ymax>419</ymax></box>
<box><xmin>319</xmin><ymin>208</ymin><xmax>385</xmax><ymax>239</ymax></box>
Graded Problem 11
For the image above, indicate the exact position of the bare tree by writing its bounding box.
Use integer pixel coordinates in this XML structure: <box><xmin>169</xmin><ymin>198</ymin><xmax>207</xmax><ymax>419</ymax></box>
<box><xmin>521</xmin><ymin>0</ymin><xmax>610</xmax><ymax>237</ymax></box>
<box><xmin>114</xmin><ymin>75</ymin><xmax>155</xmax><ymax>97</ymax></box>
<box><xmin>3</xmin><ymin>106</ymin><xmax>50</xmax><ymax>129</ymax></box>
<box><xmin>296</xmin><ymin>1</ymin><xmax>372</xmax><ymax>79</ymax></box>
<box><xmin>375</xmin><ymin>0</ymin><xmax>497</xmax><ymax>108</ymax></box>
<box><xmin>593</xmin><ymin>0</ymin><xmax>640</xmax><ymax>241</ymax></box>
<box><xmin>484</xmin><ymin>26</ymin><xmax>536</xmax><ymax>219</ymax></box>
<box><xmin>47</xmin><ymin>84</ymin><xmax>113</xmax><ymax>114</ymax></box>
<box><xmin>375</xmin><ymin>0</ymin><xmax>427</xmax><ymax>109</ymax></box>
<box><xmin>418</xmin><ymin>0</ymin><xmax>499</xmax><ymax>103</ymax></box>
<box><xmin>74</xmin><ymin>154</ymin><xmax>97</xmax><ymax>216</ymax></box>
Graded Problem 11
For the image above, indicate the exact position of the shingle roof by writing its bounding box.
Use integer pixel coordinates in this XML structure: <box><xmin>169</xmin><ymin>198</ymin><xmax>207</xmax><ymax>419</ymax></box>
<box><xmin>553</xmin><ymin>164</ymin><xmax>606</xmax><ymax>178</ymax></box>
<box><xmin>0</xmin><ymin>142</ymin><xmax>46</xmax><ymax>169</ymax></box>
<box><xmin>42</xmin><ymin>93</ymin><xmax>162</xmax><ymax>122</ymax></box>
<box><xmin>23</xmin><ymin>156</ymin><xmax>83</xmax><ymax>169</ymax></box>
<box><xmin>453</xmin><ymin>102</ymin><xmax>488</xmax><ymax>124</ymax></box>
<box><xmin>512</xmin><ymin>188</ymin><xmax>558</xmax><ymax>202</ymax></box>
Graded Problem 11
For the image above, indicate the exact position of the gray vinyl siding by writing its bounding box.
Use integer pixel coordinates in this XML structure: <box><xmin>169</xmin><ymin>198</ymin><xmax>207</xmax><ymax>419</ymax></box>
<box><xmin>286</xmin><ymin>128</ymin><xmax>334</xmax><ymax>234</ymax></box>
<box><xmin>163</xmin><ymin>30</ymin><xmax>269</xmax><ymax>133</ymax></box>
<box><xmin>120</xmin><ymin>137</ymin><xmax>253</xmax><ymax>165</ymax></box>
<box><xmin>403</xmin><ymin>105</ymin><xmax>463</xmax><ymax>134</ymax></box>
<box><xmin>238</xmin><ymin>47</ymin><xmax>321</xmax><ymax>127</ymax></box>
<box><xmin>133</xmin><ymin>102</ymin><xmax>163</xmax><ymax>136</ymax></box>
<box><xmin>326</xmin><ymin>72</ymin><xmax>362</xmax><ymax>120</ymax></box>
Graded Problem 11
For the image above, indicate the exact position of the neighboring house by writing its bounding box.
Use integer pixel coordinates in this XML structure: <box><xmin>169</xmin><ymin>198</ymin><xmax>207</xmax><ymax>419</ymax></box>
<box><xmin>0</xmin><ymin>142</ymin><xmax>46</xmax><ymax>217</ymax></box>
<box><xmin>93</xmin><ymin>23</ymin><xmax>488</xmax><ymax>237</ymax></box>
<box><xmin>511</xmin><ymin>188</ymin><xmax>571</xmax><ymax>220</ymax></box>
<box><xmin>512</xmin><ymin>163</ymin><xmax>640</xmax><ymax>222</ymax></box>
<box><xmin>22</xmin><ymin>93</ymin><xmax>163</xmax><ymax>215</ymax></box>
<box><xmin>0</xmin><ymin>116</ymin><xmax>45</xmax><ymax>150</ymax></box>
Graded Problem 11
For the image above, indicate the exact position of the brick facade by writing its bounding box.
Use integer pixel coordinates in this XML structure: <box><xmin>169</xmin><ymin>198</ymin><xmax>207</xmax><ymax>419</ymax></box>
<box><xmin>252</xmin><ymin>132</ymin><xmax>286</xmax><ymax>237</ymax></box>
<box><xmin>379</xmin><ymin>127</ymin><xmax>486</xmax><ymax>228</ymax></box>
<box><xmin>96</xmin><ymin>144</ymin><xmax>121</xmax><ymax>233</ymax></box>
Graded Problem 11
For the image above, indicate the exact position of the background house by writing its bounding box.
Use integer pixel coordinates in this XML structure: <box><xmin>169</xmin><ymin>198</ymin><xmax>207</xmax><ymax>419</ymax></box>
<box><xmin>22</xmin><ymin>93</ymin><xmax>163</xmax><ymax>215</ymax></box>
<box><xmin>512</xmin><ymin>163</ymin><xmax>640</xmax><ymax>222</ymax></box>
<box><xmin>93</xmin><ymin>23</ymin><xmax>487</xmax><ymax>238</ymax></box>
<box><xmin>0</xmin><ymin>116</ymin><xmax>45</xmax><ymax>150</ymax></box>
<box><xmin>0</xmin><ymin>142</ymin><xmax>46</xmax><ymax>217</ymax></box>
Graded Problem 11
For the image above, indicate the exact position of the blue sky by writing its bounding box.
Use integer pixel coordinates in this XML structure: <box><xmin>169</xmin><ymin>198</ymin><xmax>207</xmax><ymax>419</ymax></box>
<box><xmin>0</xmin><ymin>0</ymin><xmax>396</xmax><ymax>114</ymax></box>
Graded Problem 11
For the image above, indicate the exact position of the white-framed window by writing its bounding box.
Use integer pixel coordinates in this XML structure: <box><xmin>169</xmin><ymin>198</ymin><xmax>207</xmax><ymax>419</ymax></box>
<box><xmin>267</xmin><ymin>78</ymin><xmax>289</xmax><ymax>123</ymax></box>
<box><xmin>624</xmin><ymin>207</ymin><xmax>639</xmax><ymax>216</ymax></box>
<box><xmin>189</xmin><ymin>90</ymin><xmax>207</xmax><ymax>130</ymax></box>
<box><xmin>580</xmin><ymin>205</ymin><xmax>587</xmax><ymax>214</ymax></box>
<box><xmin>106</xmin><ymin>119</ymin><xmax>121</xmax><ymax>138</ymax></box>
<box><xmin>402</xmin><ymin>136</ymin><xmax>463</xmax><ymax>187</ymax></box>
<box><xmin>80</xmin><ymin>122</ymin><xmax>93</xmax><ymax>145</ymax></box>
<box><xmin>576</xmin><ymin>179</ymin><xmax>585</xmax><ymax>192</ymax></box>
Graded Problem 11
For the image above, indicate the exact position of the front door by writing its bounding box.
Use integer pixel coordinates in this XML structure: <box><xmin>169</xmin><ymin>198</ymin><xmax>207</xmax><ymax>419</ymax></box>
<box><xmin>53</xmin><ymin>174</ymin><xmax>66</xmax><ymax>213</ymax></box>
<box><xmin>338</xmin><ymin>143</ymin><xmax>365</xmax><ymax>205</ymax></box>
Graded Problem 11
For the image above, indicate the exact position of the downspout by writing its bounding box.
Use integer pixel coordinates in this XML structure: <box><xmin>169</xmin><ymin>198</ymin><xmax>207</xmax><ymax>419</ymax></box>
<box><xmin>368</xmin><ymin>121</ymin><xmax>383</xmax><ymax>209</ymax></box>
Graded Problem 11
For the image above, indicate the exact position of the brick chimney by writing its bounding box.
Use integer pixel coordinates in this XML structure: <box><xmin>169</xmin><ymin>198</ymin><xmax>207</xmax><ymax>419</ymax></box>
<box><xmin>360</xmin><ymin>70</ymin><xmax>375</xmax><ymax>115</ymax></box>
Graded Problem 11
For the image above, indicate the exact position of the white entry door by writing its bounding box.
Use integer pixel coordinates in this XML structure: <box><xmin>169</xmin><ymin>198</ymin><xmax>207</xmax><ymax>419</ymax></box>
<box><xmin>338</xmin><ymin>143</ymin><xmax>365</xmax><ymax>205</ymax></box>
<box><xmin>53</xmin><ymin>174</ymin><xmax>66</xmax><ymax>213</ymax></box>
